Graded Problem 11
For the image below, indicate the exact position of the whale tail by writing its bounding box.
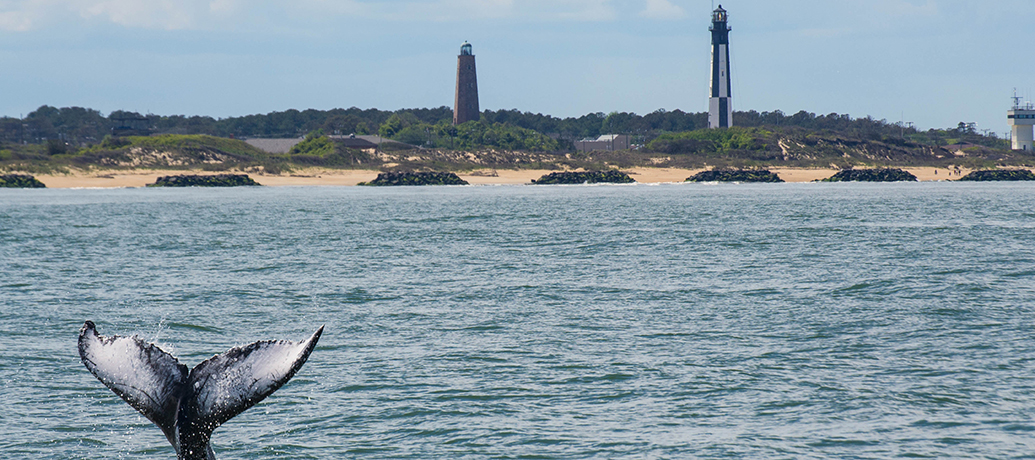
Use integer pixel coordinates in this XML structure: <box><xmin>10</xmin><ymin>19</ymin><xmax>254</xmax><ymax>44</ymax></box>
<box><xmin>79</xmin><ymin>321</ymin><xmax>323</xmax><ymax>459</ymax></box>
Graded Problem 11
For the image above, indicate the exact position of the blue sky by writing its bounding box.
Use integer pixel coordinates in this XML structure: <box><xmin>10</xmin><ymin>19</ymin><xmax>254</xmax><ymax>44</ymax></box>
<box><xmin>0</xmin><ymin>0</ymin><xmax>1032</xmax><ymax>134</ymax></box>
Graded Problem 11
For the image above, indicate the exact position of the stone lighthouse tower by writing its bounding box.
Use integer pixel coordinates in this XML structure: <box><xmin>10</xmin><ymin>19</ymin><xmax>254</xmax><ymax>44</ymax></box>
<box><xmin>453</xmin><ymin>42</ymin><xmax>480</xmax><ymax>125</ymax></box>
<box><xmin>708</xmin><ymin>5</ymin><xmax>732</xmax><ymax>129</ymax></box>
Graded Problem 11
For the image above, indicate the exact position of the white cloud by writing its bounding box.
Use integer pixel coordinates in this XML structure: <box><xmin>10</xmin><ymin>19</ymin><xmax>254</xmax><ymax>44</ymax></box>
<box><xmin>371</xmin><ymin>0</ymin><xmax>517</xmax><ymax>21</ymax></box>
<box><xmin>0</xmin><ymin>0</ymin><xmax>623</xmax><ymax>32</ymax></box>
<box><xmin>297</xmin><ymin>0</ymin><xmax>614</xmax><ymax>22</ymax></box>
<box><xmin>546</xmin><ymin>0</ymin><xmax>615</xmax><ymax>22</ymax></box>
<box><xmin>881</xmin><ymin>0</ymin><xmax>938</xmax><ymax>17</ymax></box>
<box><xmin>840</xmin><ymin>0</ymin><xmax>938</xmax><ymax>27</ymax></box>
<box><xmin>78</xmin><ymin>0</ymin><xmax>199</xmax><ymax>30</ymax></box>
<box><xmin>294</xmin><ymin>0</ymin><xmax>370</xmax><ymax>16</ymax></box>
<box><xmin>0</xmin><ymin>0</ymin><xmax>247</xmax><ymax>31</ymax></box>
<box><xmin>639</xmin><ymin>0</ymin><xmax>684</xmax><ymax>20</ymax></box>
<box><xmin>208</xmin><ymin>0</ymin><xmax>241</xmax><ymax>15</ymax></box>
<box><xmin>438</xmin><ymin>0</ymin><xmax>516</xmax><ymax>19</ymax></box>
<box><xmin>0</xmin><ymin>10</ymin><xmax>34</xmax><ymax>31</ymax></box>
<box><xmin>0</xmin><ymin>0</ymin><xmax>49</xmax><ymax>31</ymax></box>
<box><xmin>797</xmin><ymin>27</ymin><xmax>852</xmax><ymax>38</ymax></box>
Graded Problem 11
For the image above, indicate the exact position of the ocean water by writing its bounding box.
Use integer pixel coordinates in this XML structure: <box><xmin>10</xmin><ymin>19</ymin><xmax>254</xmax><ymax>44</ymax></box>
<box><xmin>2</xmin><ymin>182</ymin><xmax>1034</xmax><ymax>459</ymax></box>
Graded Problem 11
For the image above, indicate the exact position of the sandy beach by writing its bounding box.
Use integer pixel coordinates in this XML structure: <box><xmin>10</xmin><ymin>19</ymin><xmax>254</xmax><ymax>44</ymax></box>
<box><xmin>28</xmin><ymin>166</ymin><xmax>991</xmax><ymax>188</ymax></box>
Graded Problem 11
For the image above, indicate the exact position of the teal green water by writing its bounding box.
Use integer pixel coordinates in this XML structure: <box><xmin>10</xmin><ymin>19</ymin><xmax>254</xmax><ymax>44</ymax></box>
<box><xmin>2</xmin><ymin>182</ymin><xmax>1034</xmax><ymax>458</ymax></box>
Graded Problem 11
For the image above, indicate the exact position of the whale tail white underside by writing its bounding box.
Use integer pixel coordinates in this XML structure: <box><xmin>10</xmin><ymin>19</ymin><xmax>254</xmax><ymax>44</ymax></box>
<box><xmin>78</xmin><ymin>321</ymin><xmax>323</xmax><ymax>460</ymax></box>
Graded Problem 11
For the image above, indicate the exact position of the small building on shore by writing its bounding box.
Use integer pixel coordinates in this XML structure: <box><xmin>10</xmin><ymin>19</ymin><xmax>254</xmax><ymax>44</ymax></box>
<box><xmin>244</xmin><ymin>138</ymin><xmax>304</xmax><ymax>154</ymax></box>
<box><xmin>245</xmin><ymin>135</ymin><xmax>413</xmax><ymax>154</ymax></box>
<box><xmin>1009</xmin><ymin>98</ymin><xmax>1035</xmax><ymax>151</ymax></box>
<box><xmin>574</xmin><ymin>134</ymin><xmax>631</xmax><ymax>152</ymax></box>
<box><xmin>328</xmin><ymin>134</ymin><xmax>380</xmax><ymax>150</ymax></box>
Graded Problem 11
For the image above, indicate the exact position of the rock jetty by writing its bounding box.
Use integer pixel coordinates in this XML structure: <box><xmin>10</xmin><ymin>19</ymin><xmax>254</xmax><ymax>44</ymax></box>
<box><xmin>958</xmin><ymin>169</ymin><xmax>1035</xmax><ymax>181</ymax></box>
<box><xmin>148</xmin><ymin>174</ymin><xmax>261</xmax><ymax>187</ymax></box>
<box><xmin>685</xmin><ymin>169</ymin><xmax>784</xmax><ymax>183</ymax></box>
<box><xmin>819</xmin><ymin>168</ymin><xmax>917</xmax><ymax>182</ymax></box>
<box><xmin>0</xmin><ymin>174</ymin><xmax>46</xmax><ymax>188</ymax></box>
<box><xmin>359</xmin><ymin>171</ymin><xmax>469</xmax><ymax>186</ymax></box>
<box><xmin>531</xmin><ymin>170</ymin><xmax>635</xmax><ymax>185</ymax></box>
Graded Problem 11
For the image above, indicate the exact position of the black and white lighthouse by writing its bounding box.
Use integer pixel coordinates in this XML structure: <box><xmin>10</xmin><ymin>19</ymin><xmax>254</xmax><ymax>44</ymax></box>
<box><xmin>708</xmin><ymin>5</ymin><xmax>732</xmax><ymax>129</ymax></box>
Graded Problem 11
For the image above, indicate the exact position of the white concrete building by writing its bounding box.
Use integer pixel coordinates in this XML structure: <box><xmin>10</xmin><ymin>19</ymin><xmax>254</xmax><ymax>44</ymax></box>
<box><xmin>575</xmin><ymin>134</ymin><xmax>631</xmax><ymax>152</ymax></box>
<box><xmin>1009</xmin><ymin>104</ymin><xmax>1035</xmax><ymax>151</ymax></box>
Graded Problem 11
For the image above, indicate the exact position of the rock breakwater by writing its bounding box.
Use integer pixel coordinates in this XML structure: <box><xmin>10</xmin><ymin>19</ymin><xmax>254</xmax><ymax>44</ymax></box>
<box><xmin>531</xmin><ymin>170</ymin><xmax>635</xmax><ymax>185</ymax></box>
<box><xmin>359</xmin><ymin>171</ymin><xmax>469</xmax><ymax>186</ymax></box>
<box><xmin>958</xmin><ymin>169</ymin><xmax>1035</xmax><ymax>181</ymax></box>
<box><xmin>0</xmin><ymin>174</ymin><xmax>46</xmax><ymax>188</ymax></box>
<box><xmin>148</xmin><ymin>174</ymin><xmax>261</xmax><ymax>187</ymax></box>
<box><xmin>818</xmin><ymin>168</ymin><xmax>917</xmax><ymax>182</ymax></box>
<box><xmin>685</xmin><ymin>169</ymin><xmax>784</xmax><ymax>183</ymax></box>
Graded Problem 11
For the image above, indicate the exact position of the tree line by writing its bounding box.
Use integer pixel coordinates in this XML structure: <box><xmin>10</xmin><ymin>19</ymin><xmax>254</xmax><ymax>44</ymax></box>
<box><xmin>0</xmin><ymin>105</ymin><xmax>1007</xmax><ymax>150</ymax></box>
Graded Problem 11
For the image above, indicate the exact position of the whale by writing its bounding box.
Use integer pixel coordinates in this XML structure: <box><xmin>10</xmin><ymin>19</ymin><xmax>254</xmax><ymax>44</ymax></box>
<box><xmin>78</xmin><ymin>321</ymin><xmax>323</xmax><ymax>460</ymax></box>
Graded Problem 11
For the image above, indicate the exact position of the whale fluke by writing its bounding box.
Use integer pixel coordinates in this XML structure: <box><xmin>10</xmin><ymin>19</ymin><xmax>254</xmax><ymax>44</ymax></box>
<box><xmin>78</xmin><ymin>321</ymin><xmax>323</xmax><ymax>460</ymax></box>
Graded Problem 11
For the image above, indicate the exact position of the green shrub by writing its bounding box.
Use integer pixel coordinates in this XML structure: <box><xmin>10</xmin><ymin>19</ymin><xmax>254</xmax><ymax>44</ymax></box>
<box><xmin>646</xmin><ymin>127</ymin><xmax>769</xmax><ymax>154</ymax></box>
<box><xmin>290</xmin><ymin>131</ymin><xmax>335</xmax><ymax>157</ymax></box>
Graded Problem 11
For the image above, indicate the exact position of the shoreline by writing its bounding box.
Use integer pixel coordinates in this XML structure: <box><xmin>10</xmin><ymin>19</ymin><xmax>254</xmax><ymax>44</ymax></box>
<box><xmin>24</xmin><ymin>166</ymin><xmax>1002</xmax><ymax>189</ymax></box>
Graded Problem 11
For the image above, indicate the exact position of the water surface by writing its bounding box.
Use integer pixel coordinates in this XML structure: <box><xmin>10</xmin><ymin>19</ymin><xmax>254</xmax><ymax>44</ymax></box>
<box><xmin>2</xmin><ymin>182</ymin><xmax>1034</xmax><ymax>458</ymax></box>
